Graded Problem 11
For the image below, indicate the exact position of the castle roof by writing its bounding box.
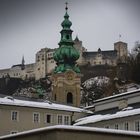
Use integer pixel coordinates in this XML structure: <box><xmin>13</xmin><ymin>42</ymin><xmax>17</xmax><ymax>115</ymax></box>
<box><xmin>83</xmin><ymin>50</ymin><xmax>117</xmax><ymax>59</ymax></box>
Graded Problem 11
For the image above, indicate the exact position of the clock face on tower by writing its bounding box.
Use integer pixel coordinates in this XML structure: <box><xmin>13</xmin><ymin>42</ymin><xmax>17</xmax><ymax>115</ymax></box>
<box><xmin>65</xmin><ymin>70</ymin><xmax>75</xmax><ymax>81</ymax></box>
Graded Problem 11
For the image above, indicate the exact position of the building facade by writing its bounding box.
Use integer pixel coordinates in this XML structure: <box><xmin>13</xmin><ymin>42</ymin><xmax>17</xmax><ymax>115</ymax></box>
<box><xmin>0</xmin><ymin>96</ymin><xmax>91</xmax><ymax>136</ymax></box>
<box><xmin>74</xmin><ymin>89</ymin><xmax>140</xmax><ymax>132</ymax></box>
<box><xmin>1</xmin><ymin>125</ymin><xmax>140</xmax><ymax>140</ymax></box>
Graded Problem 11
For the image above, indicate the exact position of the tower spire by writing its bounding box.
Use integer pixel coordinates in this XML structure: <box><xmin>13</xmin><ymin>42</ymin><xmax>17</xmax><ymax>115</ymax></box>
<box><xmin>21</xmin><ymin>55</ymin><xmax>25</xmax><ymax>70</ymax></box>
<box><xmin>22</xmin><ymin>55</ymin><xmax>25</xmax><ymax>65</ymax></box>
<box><xmin>65</xmin><ymin>2</ymin><xmax>68</xmax><ymax>11</ymax></box>
<box><xmin>53</xmin><ymin>3</ymin><xmax>80</xmax><ymax>74</ymax></box>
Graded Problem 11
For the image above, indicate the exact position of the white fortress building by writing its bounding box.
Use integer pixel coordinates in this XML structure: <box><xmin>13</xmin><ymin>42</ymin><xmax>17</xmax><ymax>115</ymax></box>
<box><xmin>0</xmin><ymin>37</ymin><xmax>128</xmax><ymax>80</ymax></box>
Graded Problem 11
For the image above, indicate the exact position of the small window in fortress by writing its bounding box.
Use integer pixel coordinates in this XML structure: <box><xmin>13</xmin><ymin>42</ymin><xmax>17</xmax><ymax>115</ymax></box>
<box><xmin>42</xmin><ymin>55</ymin><xmax>44</xmax><ymax>60</ymax></box>
<box><xmin>37</xmin><ymin>56</ymin><xmax>40</xmax><ymax>61</ymax></box>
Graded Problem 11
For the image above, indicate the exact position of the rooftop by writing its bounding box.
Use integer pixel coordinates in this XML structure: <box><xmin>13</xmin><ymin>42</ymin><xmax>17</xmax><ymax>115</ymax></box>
<box><xmin>0</xmin><ymin>96</ymin><xmax>92</xmax><ymax>113</ymax></box>
<box><xmin>74</xmin><ymin>107</ymin><xmax>140</xmax><ymax>126</ymax></box>
<box><xmin>0</xmin><ymin>125</ymin><xmax>140</xmax><ymax>139</ymax></box>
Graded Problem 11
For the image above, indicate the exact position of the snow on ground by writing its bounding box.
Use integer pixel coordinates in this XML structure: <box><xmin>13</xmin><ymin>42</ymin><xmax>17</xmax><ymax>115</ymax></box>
<box><xmin>83</xmin><ymin>76</ymin><xmax>110</xmax><ymax>89</ymax></box>
<box><xmin>0</xmin><ymin>96</ymin><xmax>92</xmax><ymax>113</ymax></box>
<box><xmin>74</xmin><ymin>107</ymin><xmax>140</xmax><ymax>126</ymax></box>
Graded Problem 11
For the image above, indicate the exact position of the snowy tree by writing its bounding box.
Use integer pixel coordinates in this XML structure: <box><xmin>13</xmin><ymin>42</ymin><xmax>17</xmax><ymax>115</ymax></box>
<box><xmin>81</xmin><ymin>76</ymin><xmax>110</xmax><ymax>106</ymax></box>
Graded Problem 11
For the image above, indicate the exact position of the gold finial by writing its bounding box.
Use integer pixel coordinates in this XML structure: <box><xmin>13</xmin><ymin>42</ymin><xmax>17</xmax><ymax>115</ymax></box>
<box><xmin>65</xmin><ymin>2</ymin><xmax>68</xmax><ymax>11</ymax></box>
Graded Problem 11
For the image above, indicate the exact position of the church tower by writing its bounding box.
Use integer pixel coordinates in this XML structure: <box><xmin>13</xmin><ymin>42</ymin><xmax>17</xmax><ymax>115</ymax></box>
<box><xmin>52</xmin><ymin>3</ymin><xmax>81</xmax><ymax>107</ymax></box>
<box><xmin>21</xmin><ymin>55</ymin><xmax>25</xmax><ymax>70</ymax></box>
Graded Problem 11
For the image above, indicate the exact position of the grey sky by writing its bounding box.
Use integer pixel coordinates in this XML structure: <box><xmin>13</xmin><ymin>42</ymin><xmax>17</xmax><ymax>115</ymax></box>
<box><xmin>0</xmin><ymin>0</ymin><xmax>140</xmax><ymax>69</ymax></box>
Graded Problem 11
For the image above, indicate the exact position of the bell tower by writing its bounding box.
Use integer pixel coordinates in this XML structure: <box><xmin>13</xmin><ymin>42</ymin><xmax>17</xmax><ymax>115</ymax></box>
<box><xmin>52</xmin><ymin>3</ymin><xmax>81</xmax><ymax>107</ymax></box>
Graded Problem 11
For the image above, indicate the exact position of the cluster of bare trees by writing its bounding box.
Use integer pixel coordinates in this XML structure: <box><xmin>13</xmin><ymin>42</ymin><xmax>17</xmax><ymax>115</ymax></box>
<box><xmin>128</xmin><ymin>41</ymin><xmax>140</xmax><ymax>83</ymax></box>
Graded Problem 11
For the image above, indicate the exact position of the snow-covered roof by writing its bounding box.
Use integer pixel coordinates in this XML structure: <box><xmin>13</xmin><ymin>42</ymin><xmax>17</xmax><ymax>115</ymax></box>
<box><xmin>0</xmin><ymin>96</ymin><xmax>92</xmax><ymax>113</ymax></box>
<box><xmin>74</xmin><ymin>107</ymin><xmax>140</xmax><ymax>126</ymax></box>
<box><xmin>0</xmin><ymin>125</ymin><xmax>140</xmax><ymax>139</ymax></box>
<box><xmin>85</xmin><ymin>89</ymin><xmax>140</xmax><ymax>109</ymax></box>
<box><xmin>95</xmin><ymin>88</ymin><xmax>140</xmax><ymax>103</ymax></box>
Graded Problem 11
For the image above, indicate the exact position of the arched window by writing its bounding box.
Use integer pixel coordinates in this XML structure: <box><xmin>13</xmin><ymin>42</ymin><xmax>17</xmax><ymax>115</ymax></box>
<box><xmin>67</xmin><ymin>92</ymin><xmax>73</xmax><ymax>104</ymax></box>
<box><xmin>66</xmin><ymin>35</ymin><xmax>69</xmax><ymax>39</ymax></box>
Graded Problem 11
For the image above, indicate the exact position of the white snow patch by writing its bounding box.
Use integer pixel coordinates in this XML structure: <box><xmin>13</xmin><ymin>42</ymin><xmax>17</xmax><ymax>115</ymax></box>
<box><xmin>83</xmin><ymin>76</ymin><xmax>110</xmax><ymax>89</ymax></box>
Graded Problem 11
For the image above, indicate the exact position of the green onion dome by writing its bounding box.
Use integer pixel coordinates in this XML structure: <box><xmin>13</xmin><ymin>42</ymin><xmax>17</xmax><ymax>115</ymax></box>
<box><xmin>61</xmin><ymin>12</ymin><xmax>72</xmax><ymax>29</ymax></box>
<box><xmin>54</xmin><ymin>45</ymin><xmax>79</xmax><ymax>63</ymax></box>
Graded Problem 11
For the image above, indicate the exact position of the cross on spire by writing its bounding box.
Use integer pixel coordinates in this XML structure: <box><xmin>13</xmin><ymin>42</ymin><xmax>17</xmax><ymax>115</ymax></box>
<box><xmin>65</xmin><ymin>2</ymin><xmax>68</xmax><ymax>11</ymax></box>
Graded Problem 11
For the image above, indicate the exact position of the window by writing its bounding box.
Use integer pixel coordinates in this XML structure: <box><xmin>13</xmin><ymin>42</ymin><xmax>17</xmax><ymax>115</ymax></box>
<box><xmin>58</xmin><ymin>115</ymin><xmax>63</xmax><ymax>124</ymax></box>
<box><xmin>57</xmin><ymin>115</ymin><xmax>70</xmax><ymax>125</ymax></box>
<box><xmin>33</xmin><ymin>113</ymin><xmax>40</xmax><ymax>123</ymax></box>
<box><xmin>67</xmin><ymin>92</ymin><xmax>73</xmax><ymax>104</ymax></box>
<box><xmin>105</xmin><ymin>125</ymin><xmax>110</xmax><ymax>129</ymax></box>
<box><xmin>115</xmin><ymin>124</ymin><xmax>119</xmax><ymax>129</ymax></box>
<box><xmin>37</xmin><ymin>56</ymin><xmax>40</xmax><ymax>61</ymax></box>
<box><xmin>11</xmin><ymin>111</ymin><xmax>18</xmax><ymax>121</ymax></box>
<box><xmin>66</xmin><ymin>35</ymin><xmax>69</xmax><ymax>39</ymax></box>
<box><xmin>64</xmin><ymin>116</ymin><xmax>70</xmax><ymax>125</ymax></box>
<box><xmin>46</xmin><ymin>114</ymin><xmax>51</xmax><ymax>123</ymax></box>
<box><xmin>124</xmin><ymin>122</ymin><xmax>129</xmax><ymax>130</ymax></box>
<box><xmin>11</xmin><ymin>131</ymin><xmax>18</xmax><ymax>134</ymax></box>
<box><xmin>135</xmin><ymin>121</ymin><xmax>140</xmax><ymax>131</ymax></box>
<box><xmin>54</xmin><ymin>94</ymin><xmax>56</xmax><ymax>101</ymax></box>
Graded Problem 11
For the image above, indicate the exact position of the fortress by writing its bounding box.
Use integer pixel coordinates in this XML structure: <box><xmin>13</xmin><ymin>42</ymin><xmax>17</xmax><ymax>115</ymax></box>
<box><xmin>0</xmin><ymin>38</ymin><xmax>128</xmax><ymax>81</ymax></box>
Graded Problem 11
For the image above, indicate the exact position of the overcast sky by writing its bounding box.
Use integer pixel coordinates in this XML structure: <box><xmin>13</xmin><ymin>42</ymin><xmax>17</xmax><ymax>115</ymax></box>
<box><xmin>0</xmin><ymin>0</ymin><xmax>140</xmax><ymax>69</ymax></box>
